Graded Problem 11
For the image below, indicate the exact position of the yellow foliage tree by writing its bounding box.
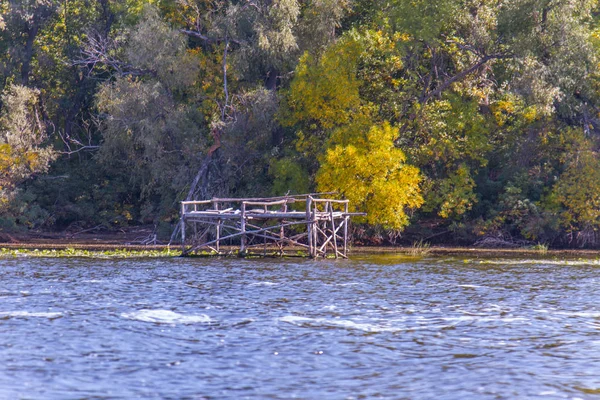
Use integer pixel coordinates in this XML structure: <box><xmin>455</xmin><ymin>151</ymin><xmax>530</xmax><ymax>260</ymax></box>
<box><xmin>317</xmin><ymin>122</ymin><xmax>423</xmax><ymax>229</ymax></box>
<box><xmin>283</xmin><ymin>40</ymin><xmax>362</xmax><ymax>130</ymax></box>
<box><xmin>281</xmin><ymin>30</ymin><xmax>424</xmax><ymax>229</ymax></box>
<box><xmin>280</xmin><ymin>36</ymin><xmax>364</xmax><ymax>161</ymax></box>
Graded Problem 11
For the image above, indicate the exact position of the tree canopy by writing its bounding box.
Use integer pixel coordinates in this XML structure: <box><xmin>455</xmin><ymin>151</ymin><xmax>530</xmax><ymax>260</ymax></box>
<box><xmin>2</xmin><ymin>0</ymin><xmax>600</xmax><ymax>247</ymax></box>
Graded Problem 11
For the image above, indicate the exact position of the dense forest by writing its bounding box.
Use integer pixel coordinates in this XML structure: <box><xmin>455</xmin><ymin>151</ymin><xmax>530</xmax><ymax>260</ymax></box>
<box><xmin>1</xmin><ymin>0</ymin><xmax>600</xmax><ymax>247</ymax></box>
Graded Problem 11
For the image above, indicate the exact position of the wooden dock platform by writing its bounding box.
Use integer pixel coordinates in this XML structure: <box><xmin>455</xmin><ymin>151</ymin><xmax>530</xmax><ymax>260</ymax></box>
<box><xmin>180</xmin><ymin>195</ymin><xmax>364</xmax><ymax>258</ymax></box>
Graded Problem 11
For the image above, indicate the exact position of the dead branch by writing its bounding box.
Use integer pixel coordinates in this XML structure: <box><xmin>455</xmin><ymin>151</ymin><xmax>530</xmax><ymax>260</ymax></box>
<box><xmin>58</xmin><ymin>115</ymin><xmax>100</xmax><ymax>155</ymax></box>
<box><xmin>420</xmin><ymin>52</ymin><xmax>513</xmax><ymax>104</ymax></box>
<box><xmin>72</xmin><ymin>31</ymin><xmax>156</xmax><ymax>78</ymax></box>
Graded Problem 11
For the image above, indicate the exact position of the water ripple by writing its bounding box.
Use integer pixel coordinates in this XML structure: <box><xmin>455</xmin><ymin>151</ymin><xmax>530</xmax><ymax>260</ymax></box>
<box><xmin>0</xmin><ymin>256</ymin><xmax>599</xmax><ymax>398</ymax></box>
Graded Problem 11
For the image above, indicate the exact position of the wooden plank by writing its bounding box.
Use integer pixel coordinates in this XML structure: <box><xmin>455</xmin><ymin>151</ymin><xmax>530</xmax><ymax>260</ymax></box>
<box><xmin>210</xmin><ymin>192</ymin><xmax>336</xmax><ymax>203</ymax></box>
<box><xmin>186</xmin><ymin>209</ymin><xmax>236</xmax><ymax>214</ymax></box>
<box><xmin>311</xmin><ymin>198</ymin><xmax>349</xmax><ymax>204</ymax></box>
<box><xmin>185</xmin><ymin>212</ymin><xmax>241</xmax><ymax>220</ymax></box>
<box><xmin>245</xmin><ymin>212</ymin><xmax>313</xmax><ymax>219</ymax></box>
<box><xmin>181</xmin><ymin>200</ymin><xmax>212</xmax><ymax>207</ymax></box>
<box><xmin>184</xmin><ymin>210</ymin><xmax>346</xmax><ymax>220</ymax></box>
<box><xmin>243</xmin><ymin>199</ymin><xmax>288</xmax><ymax>206</ymax></box>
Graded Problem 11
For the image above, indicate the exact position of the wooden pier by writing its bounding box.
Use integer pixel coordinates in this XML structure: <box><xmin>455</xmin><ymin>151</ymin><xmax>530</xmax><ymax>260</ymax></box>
<box><xmin>180</xmin><ymin>195</ymin><xmax>364</xmax><ymax>258</ymax></box>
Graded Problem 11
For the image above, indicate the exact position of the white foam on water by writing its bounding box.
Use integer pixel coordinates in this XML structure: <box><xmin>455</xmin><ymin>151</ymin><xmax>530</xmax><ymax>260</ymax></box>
<box><xmin>121</xmin><ymin>309</ymin><xmax>211</xmax><ymax>324</ymax></box>
<box><xmin>442</xmin><ymin>315</ymin><xmax>528</xmax><ymax>323</ymax></box>
<box><xmin>279</xmin><ymin>315</ymin><xmax>403</xmax><ymax>333</ymax></box>
<box><xmin>0</xmin><ymin>311</ymin><xmax>62</xmax><ymax>319</ymax></box>
<box><xmin>249</xmin><ymin>282</ymin><xmax>279</xmax><ymax>286</ymax></box>
<box><xmin>280</xmin><ymin>312</ymin><xmax>531</xmax><ymax>332</ymax></box>
<box><xmin>558</xmin><ymin>311</ymin><xmax>600</xmax><ymax>318</ymax></box>
<box><xmin>279</xmin><ymin>315</ymin><xmax>315</xmax><ymax>324</ymax></box>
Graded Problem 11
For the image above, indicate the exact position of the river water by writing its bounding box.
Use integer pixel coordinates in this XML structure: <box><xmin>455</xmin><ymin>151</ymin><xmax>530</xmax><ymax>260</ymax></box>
<box><xmin>1</xmin><ymin>255</ymin><xmax>600</xmax><ymax>399</ymax></box>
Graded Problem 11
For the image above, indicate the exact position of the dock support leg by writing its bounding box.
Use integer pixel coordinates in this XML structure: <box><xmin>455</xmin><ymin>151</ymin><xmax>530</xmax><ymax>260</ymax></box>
<box><xmin>306</xmin><ymin>197</ymin><xmax>314</xmax><ymax>258</ymax></box>
<box><xmin>214</xmin><ymin>201</ymin><xmax>220</xmax><ymax>254</ymax></box>
<box><xmin>312</xmin><ymin>203</ymin><xmax>318</xmax><ymax>258</ymax></box>
<box><xmin>181</xmin><ymin>217</ymin><xmax>186</xmax><ymax>254</ymax></box>
<box><xmin>263</xmin><ymin>204</ymin><xmax>267</xmax><ymax>256</ymax></box>
<box><xmin>180</xmin><ymin>202</ymin><xmax>186</xmax><ymax>255</ymax></box>
<box><xmin>240</xmin><ymin>202</ymin><xmax>246</xmax><ymax>256</ymax></box>
<box><xmin>343</xmin><ymin>203</ymin><xmax>349</xmax><ymax>258</ymax></box>
<box><xmin>216</xmin><ymin>219</ymin><xmax>221</xmax><ymax>253</ymax></box>
<box><xmin>280</xmin><ymin>203</ymin><xmax>287</xmax><ymax>255</ymax></box>
<box><xmin>329</xmin><ymin>205</ymin><xmax>338</xmax><ymax>259</ymax></box>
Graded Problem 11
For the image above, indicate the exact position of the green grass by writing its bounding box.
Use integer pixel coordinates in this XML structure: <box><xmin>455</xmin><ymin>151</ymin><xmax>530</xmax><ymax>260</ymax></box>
<box><xmin>407</xmin><ymin>239</ymin><xmax>432</xmax><ymax>256</ymax></box>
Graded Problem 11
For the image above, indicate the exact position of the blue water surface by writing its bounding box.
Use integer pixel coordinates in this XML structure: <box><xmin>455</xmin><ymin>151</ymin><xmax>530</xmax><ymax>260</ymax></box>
<box><xmin>1</xmin><ymin>255</ymin><xmax>600</xmax><ymax>399</ymax></box>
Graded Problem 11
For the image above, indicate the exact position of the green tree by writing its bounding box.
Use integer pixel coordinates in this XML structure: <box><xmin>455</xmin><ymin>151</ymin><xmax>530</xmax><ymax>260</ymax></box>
<box><xmin>95</xmin><ymin>6</ymin><xmax>205</xmax><ymax>223</ymax></box>
<box><xmin>0</xmin><ymin>85</ymin><xmax>56</xmax><ymax>208</ymax></box>
<box><xmin>548</xmin><ymin>128</ymin><xmax>600</xmax><ymax>246</ymax></box>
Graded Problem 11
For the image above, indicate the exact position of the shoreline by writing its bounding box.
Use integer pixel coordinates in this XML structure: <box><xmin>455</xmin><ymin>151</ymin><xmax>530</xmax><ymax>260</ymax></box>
<box><xmin>1</xmin><ymin>241</ymin><xmax>600</xmax><ymax>258</ymax></box>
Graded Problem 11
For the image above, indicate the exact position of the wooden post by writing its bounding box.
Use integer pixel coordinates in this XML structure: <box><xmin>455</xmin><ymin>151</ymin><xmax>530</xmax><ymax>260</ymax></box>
<box><xmin>181</xmin><ymin>202</ymin><xmax>186</xmax><ymax>254</ymax></box>
<box><xmin>306</xmin><ymin>197</ymin><xmax>313</xmax><ymax>258</ymax></box>
<box><xmin>263</xmin><ymin>204</ymin><xmax>268</xmax><ymax>255</ymax></box>
<box><xmin>240</xmin><ymin>202</ymin><xmax>246</xmax><ymax>255</ymax></box>
<box><xmin>280</xmin><ymin>202</ymin><xmax>287</xmax><ymax>240</ymax></box>
<box><xmin>214</xmin><ymin>201</ymin><xmax>220</xmax><ymax>254</ymax></box>
<box><xmin>313</xmin><ymin>201</ymin><xmax>318</xmax><ymax>257</ymax></box>
<box><xmin>279</xmin><ymin>201</ymin><xmax>287</xmax><ymax>255</ymax></box>
<box><xmin>192</xmin><ymin>202</ymin><xmax>198</xmax><ymax>247</ymax></box>
<box><xmin>344</xmin><ymin>201</ymin><xmax>349</xmax><ymax>258</ymax></box>
<box><xmin>329</xmin><ymin>202</ymin><xmax>338</xmax><ymax>258</ymax></box>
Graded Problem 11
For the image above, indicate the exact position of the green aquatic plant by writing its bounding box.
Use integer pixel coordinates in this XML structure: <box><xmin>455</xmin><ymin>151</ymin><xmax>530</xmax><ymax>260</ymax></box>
<box><xmin>530</xmin><ymin>243</ymin><xmax>549</xmax><ymax>254</ymax></box>
<box><xmin>0</xmin><ymin>248</ymin><xmax>182</xmax><ymax>259</ymax></box>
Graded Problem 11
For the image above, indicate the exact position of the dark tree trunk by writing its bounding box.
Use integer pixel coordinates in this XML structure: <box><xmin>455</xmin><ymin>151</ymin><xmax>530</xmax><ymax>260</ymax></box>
<box><xmin>21</xmin><ymin>25</ymin><xmax>39</xmax><ymax>86</ymax></box>
<box><xmin>265</xmin><ymin>68</ymin><xmax>278</xmax><ymax>91</ymax></box>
